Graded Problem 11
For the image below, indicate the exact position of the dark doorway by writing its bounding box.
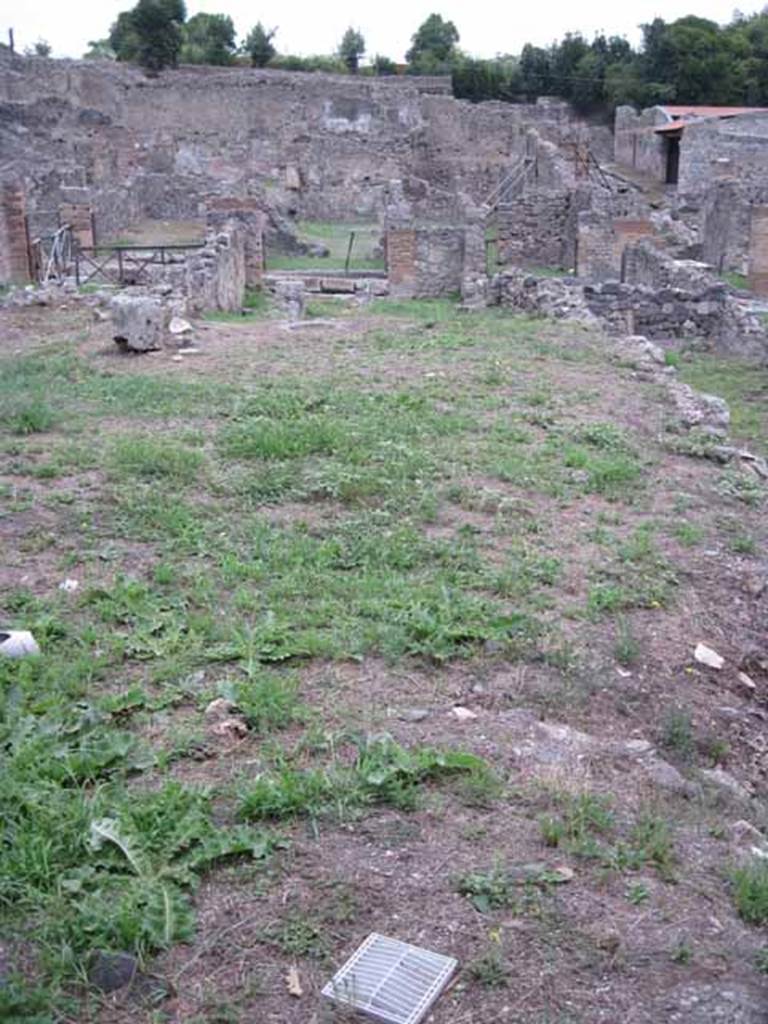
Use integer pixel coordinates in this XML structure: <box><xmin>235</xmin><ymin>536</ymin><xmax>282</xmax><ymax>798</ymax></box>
<box><xmin>665</xmin><ymin>133</ymin><xmax>681</xmax><ymax>185</ymax></box>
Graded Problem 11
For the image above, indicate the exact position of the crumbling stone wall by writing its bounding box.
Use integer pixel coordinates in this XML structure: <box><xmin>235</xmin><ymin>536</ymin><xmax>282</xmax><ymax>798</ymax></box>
<box><xmin>494</xmin><ymin>264</ymin><xmax>766</xmax><ymax>355</ymax></box>
<box><xmin>613</xmin><ymin>106</ymin><xmax>668</xmax><ymax>180</ymax></box>
<box><xmin>678</xmin><ymin>113</ymin><xmax>768</xmax><ymax>194</ymax></box>
<box><xmin>700</xmin><ymin>181</ymin><xmax>754</xmax><ymax>273</ymax></box>
<box><xmin>183</xmin><ymin>227</ymin><xmax>246</xmax><ymax>314</ymax></box>
<box><xmin>497</xmin><ymin>189</ymin><xmax>571</xmax><ymax>269</ymax></box>
<box><xmin>0</xmin><ymin>48</ymin><xmax>611</xmax><ymax>268</ymax></box>
<box><xmin>205</xmin><ymin>198</ymin><xmax>264</xmax><ymax>288</ymax></box>
<box><xmin>576</xmin><ymin>215</ymin><xmax>655</xmax><ymax>281</ymax></box>
<box><xmin>387</xmin><ymin>224</ymin><xmax>465</xmax><ymax>298</ymax></box>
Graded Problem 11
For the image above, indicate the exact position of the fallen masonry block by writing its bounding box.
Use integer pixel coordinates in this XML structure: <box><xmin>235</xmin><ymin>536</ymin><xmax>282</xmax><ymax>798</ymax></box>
<box><xmin>110</xmin><ymin>295</ymin><xmax>168</xmax><ymax>352</ymax></box>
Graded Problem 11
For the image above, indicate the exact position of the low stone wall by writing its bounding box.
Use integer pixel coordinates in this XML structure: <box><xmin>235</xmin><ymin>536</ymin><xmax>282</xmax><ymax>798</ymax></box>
<box><xmin>493</xmin><ymin>266</ymin><xmax>767</xmax><ymax>356</ymax></box>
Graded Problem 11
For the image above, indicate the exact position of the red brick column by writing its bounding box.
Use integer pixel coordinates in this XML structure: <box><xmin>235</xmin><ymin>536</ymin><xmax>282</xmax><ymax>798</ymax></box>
<box><xmin>0</xmin><ymin>185</ymin><xmax>32</xmax><ymax>284</ymax></box>
<box><xmin>748</xmin><ymin>206</ymin><xmax>768</xmax><ymax>297</ymax></box>
<box><xmin>387</xmin><ymin>228</ymin><xmax>417</xmax><ymax>298</ymax></box>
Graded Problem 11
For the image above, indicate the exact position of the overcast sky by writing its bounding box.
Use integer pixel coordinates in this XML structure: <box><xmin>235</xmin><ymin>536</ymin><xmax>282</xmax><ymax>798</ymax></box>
<box><xmin>3</xmin><ymin>1</ymin><xmax>763</xmax><ymax>61</ymax></box>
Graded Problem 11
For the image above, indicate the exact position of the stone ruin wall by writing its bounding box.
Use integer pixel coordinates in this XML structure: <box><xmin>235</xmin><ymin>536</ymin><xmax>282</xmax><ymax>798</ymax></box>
<box><xmin>613</xmin><ymin>106</ymin><xmax>669</xmax><ymax>181</ymax></box>
<box><xmin>677</xmin><ymin>113</ymin><xmax>768</xmax><ymax>197</ymax></box>
<box><xmin>0</xmin><ymin>49</ymin><xmax>607</xmax><ymax>255</ymax></box>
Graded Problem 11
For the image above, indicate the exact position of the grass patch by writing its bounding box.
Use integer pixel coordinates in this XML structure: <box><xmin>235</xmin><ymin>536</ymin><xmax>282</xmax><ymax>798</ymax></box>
<box><xmin>108</xmin><ymin>436</ymin><xmax>205</xmax><ymax>483</ymax></box>
<box><xmin>679</xmin><ymin>356</ymin><xmax>768</xmax><ymax>455</ymax></box>
<box><xmin>732</xmin><ymin>860</ymin><xmax>768</xmax><ymax>924</ymax></box>
<box><xmin>238</xmin><ymin>736</ymin><xmax>492</xmax><ymax>821</ymax></box>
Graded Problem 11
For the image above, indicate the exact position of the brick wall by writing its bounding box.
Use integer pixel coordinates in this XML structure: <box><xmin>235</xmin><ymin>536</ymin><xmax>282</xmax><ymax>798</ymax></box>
<box><xmin>0</xmin><ymin>184</ymin><xmax>31</xmax><ymax>284</ymax></box>
<box><xmin>387</xmin><ymin>229</ymin><xmax>417</xmax><ymax>297</ymax></box>
<box><xmin>748</xmin><ymin>206</ymin><xmax>768</xmax><ymax>296</ymax></box>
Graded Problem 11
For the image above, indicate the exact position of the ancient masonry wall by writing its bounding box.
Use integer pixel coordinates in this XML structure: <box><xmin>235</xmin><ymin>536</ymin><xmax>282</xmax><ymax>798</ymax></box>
<box><xmin>205</xmin><ymin>198</ymin><xmax>265</xmax><ymax>288</ymax></box>
<box><xmin>387</xmin><ymin>225</ymin><xmax>466</xmax><ymax>299</ymax></box>
<box><xmin>496</xmin><ymin>189</ymin><xmax>571</xmax><ymax>269</ymax></box>
<box><xmin>678</xmin><ymin>113</ymin><xmax>768</xmax><ymax>195</ymax></box>
<box><xmin>0</xmin><ymin>183</ymin><xmax>30</xmax><ymax>283</ymax></box>
<box><xmin>0</xmin><ymin>50</ymin><xmax>600</xmax><ymax>245</ymax></box>
<box><xmin>576</xmin><ymin>215</ymin><xmax>654</xmax><ymax>281</ymax></box>
<box><xmin>748</xmin><ymin>206</ymin><xmax>768</xmax><ymax>296</ymax></box>
<box><xmin>613</xmin><ymin>106</ymin><xmax>668</xmax><ymax>181</ymax></box>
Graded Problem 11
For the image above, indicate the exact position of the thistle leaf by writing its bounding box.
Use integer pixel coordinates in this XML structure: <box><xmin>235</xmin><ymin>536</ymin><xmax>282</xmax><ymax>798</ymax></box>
<box><xmin>88</xmin><ymin>817</ymin><xmax>153</xmax><ymax>878</ymax></box>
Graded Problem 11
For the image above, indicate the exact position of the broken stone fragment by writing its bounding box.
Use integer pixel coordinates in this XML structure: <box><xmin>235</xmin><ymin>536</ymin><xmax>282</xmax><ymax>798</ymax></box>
<box><xmin>694</xmin><ymin>643</ymin><xmax>725</xmax><ymax>670</ymax></box>
<box><xmin>0</xmin><ymin>630</ymin><xmax>40</xmax><ymax>658</ymax></box>
<box><xmin>668</xmin><ymin>381</ymin><xmax>730</xmax><ymax>436</ymax></box>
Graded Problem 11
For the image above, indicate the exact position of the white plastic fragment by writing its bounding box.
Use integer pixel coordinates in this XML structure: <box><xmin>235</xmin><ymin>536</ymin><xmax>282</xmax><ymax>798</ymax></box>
<box><xmin>0</xmin><ymin>631</ymin><xmax>41</xmax><ymax>658</ymax></box>
<box><xmin>59</xmin><ymin>578</ymin><xmax>79</xmax><ymax>593</ymax></box>
<box><xmin>694</xmin><ymin>643</ymin><xmax>724</xmax><ymax>670</ymax></box>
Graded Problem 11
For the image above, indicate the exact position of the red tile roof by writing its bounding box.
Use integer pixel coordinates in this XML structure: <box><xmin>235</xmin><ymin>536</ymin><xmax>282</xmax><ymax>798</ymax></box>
<box><xmin>660</xmin><ymin>105</ymin><xmax>768</xmax><ymax>119</ymax></box>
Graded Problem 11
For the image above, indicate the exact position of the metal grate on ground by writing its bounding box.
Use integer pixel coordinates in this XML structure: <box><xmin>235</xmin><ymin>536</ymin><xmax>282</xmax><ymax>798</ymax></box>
<box><xmin>322</xmin><ymin>932</ymin><xmax>458</xmax><ymax>1024</ymax></box>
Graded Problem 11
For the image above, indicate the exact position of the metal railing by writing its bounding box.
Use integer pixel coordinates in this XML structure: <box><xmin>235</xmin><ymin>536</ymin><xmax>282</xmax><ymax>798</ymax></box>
<box><xmin>30</xmin><ymin>224</ymin><xmax>74</xmax><ymax>283</ymax></box>
<box><xmin>73</xmin><ymin>243</ymin><xmax>205</xmax><ymax>286</ymax></box>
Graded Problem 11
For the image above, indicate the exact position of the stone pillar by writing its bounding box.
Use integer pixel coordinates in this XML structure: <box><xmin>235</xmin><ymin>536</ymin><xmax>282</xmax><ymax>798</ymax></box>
<box><xmin>205</xmin><ymin>198</ymin><xmax>265</xmax><ymax>288</ymax></box>
<box><xmin>0</xmin><ymin>184</ymin><xmax>31</xmax><ymax>285</ymax></box>
<box><xmin>461</xmin><ymin>208</ymin><xmax>489</xmax><ymax>307</ymax></box>
<box><xmin>387</xmin><ymin>228</ymin><xmax>417</xmax><ymax>298</ymax></box>
<box><xmin>748</xmin><ymin>205</ymin><xmax>768</xmax><ymax>297</ymax></box>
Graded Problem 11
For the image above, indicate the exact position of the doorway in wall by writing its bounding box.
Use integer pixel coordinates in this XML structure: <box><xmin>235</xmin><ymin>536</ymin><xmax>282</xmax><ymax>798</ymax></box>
<box><xmin>664</xmin><ymin>133</ymin><xmax>681</xmax><ymax>185</ymax></box>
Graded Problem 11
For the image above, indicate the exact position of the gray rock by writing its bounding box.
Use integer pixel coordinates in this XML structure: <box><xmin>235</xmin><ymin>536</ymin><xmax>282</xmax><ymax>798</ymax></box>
<box><xmin>273</xmin><ymin>279</ymin><xmax>305</xmax><ymax>320</ymax></box>
<box><xmin>657</xmin><ymin>982</ymin><xmax>767</xmax><ymax>1023</ymax></box>
<box><xmin>645</xmin><ymin>757</ymin><xmax>697</xmax><ymax>797</ymax></box>
<box><xmin>88</xmin><ymin>951</ymin><xmax>138</xmax><ymax>993</ymax></box>
<box><xmin>307</xmin><ymin>243</ymin><xmax>330</xmax><ymax>258</ymax></box>
<box><xmin>110</xmin><ymin>295</ymin><xmax>167</xmax><ymax>352</ymax></box>
<box><xmin>398</xmin><ymin>708</ymin><xmax>430</xmax><ymax>723</ymax></box>
<box><xmin>701</xmin><ymin>767</ymin><xmax>751</xmax><ymax>801</ymax></box>
<box><xmin>667</xmin><ymin>380</ymin><xmax>730</xmax><ymax>436</ymax></box>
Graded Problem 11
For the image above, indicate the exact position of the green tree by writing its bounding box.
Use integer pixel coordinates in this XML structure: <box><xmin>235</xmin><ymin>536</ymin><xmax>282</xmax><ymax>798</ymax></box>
<box><xmin>84</xmin><ymin>39</ymin><xmax>116</xmax><ymax>60</ymax></box>
<box><xmin>29</xmin><ymin>39</ymin><xmax>52</xmax><ymax>57</ymax></box>
<box><xmin>245</xmin><ymin>22</ymin><xmax>277</xmax><ymax>67</ymax></box>
<box><xmin>339</xmin><ymin>27</ymin><xmax>365</xmax><ymax>73</ymax></box>
<box><xmin>373</xmin><ymin>54</ymin><xmax>397</xmax><ymax>75</ymax></box>
<box><xmin>519</xmin><ymin>43</ymin><xmax>551</xmax><ymax>97</ymax></box>
<box><xmin>406</xmin><ymin>13</ymin><xmax>459</xmax><ymax>71</ymax></box>
<box><xmin>111</xmin><ymin>0</ymin><xmax>186</xmax><ymax>71</ymax></box>
<box><xmin>181</xmin><ymin>13</ymin><xmax>236</xmax><ymax>65</ymax></box>
<box><xmin>109</xmin><ymin>10</ymin><xmax>140</xmax><ymax>62</ymax></box>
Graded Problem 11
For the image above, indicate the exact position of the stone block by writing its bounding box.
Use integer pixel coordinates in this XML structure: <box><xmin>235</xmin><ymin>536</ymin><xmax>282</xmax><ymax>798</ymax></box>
<box><xmin>320</xmin><ymin>277</ymin><xmax>355</xmax><ymax>293</ymax></box>
<box><xmin>110</xmin><ymin>295</ymin><xmax>168</xmax><ymax>352</ymax></box>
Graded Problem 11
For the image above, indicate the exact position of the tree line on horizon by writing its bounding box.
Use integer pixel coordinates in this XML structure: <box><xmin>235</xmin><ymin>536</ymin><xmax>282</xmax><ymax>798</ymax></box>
<box><xmin>80</xmin><ymin>3</ymin><xmax>768</xmax><ymax>112</ymax></box>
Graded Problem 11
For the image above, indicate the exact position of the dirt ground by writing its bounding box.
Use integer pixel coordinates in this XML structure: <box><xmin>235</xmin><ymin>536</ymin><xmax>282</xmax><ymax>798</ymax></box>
<box><xmin>1</xmin><ymin>297</ymin><xmax>767</xmax><ymax>1024</ymax></box>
